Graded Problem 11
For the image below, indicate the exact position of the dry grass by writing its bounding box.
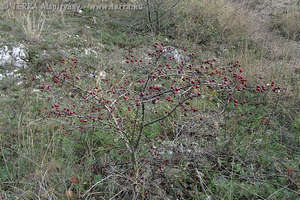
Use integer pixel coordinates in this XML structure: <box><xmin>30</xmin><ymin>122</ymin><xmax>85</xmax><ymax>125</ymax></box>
<box><xmin>0</xmin><ymin>0</ymin><xmax>69</xmax><ymax>42</ymax></box>
<box><xmin>270</xmin><ymin>3</ymin><xmax>300</xmax><ymax>41</ymax></box>
<box><xmin>226</xmin><ymin>46</ymin><xmax>299</xmax><ymax>108</ymax></box>
<box><xmin>18</xmin><ymin>11</ymin><xmax>46</xmax><ymax>42</ymax></box>
<box><xmin>174</xmin><ymin>0</ymin><xmax>299</xmax><ymax>103</ymax></box>
<box><xmin>0</xmin><ymin>0</ymin><xmax>21</xmax><ymax>18</ymax></box>
<box><xmin>176</xmin><ymin>0</ymin><xmax>250</xmax><ymax>43</ymax></box>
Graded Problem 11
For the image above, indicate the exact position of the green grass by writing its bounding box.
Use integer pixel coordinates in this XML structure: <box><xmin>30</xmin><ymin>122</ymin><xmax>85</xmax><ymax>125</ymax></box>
<box><xmin>0</xmin><ymin>0</ymin><xmax>299</xmax><ymax>199</ymax></box>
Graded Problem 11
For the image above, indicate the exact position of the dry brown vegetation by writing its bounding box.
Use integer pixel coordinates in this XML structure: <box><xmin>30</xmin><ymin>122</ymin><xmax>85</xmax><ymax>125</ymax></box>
<box><xmin>0</xmin><ymin>0</ymin><xmax>299</xmax><ymax>199</ymax></box>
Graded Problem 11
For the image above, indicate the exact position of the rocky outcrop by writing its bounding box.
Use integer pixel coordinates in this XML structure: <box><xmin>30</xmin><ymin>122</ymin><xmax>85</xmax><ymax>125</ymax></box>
<box><xmin>0</xmin><ymin>44</ymin><xmax>27</xmax><ymax>81</ymax></box>
<box><xmin>0</xmin><ymin>44</ymin><xmax>28</xmax><ymax>69</ymax></box>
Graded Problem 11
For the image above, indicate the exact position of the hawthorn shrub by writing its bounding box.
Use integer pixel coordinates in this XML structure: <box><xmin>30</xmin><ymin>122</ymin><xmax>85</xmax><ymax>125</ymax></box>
<box><xmin>32</xmin><ymin>42</ymin><xmax>281</xmax><ymax>199</ymax></box>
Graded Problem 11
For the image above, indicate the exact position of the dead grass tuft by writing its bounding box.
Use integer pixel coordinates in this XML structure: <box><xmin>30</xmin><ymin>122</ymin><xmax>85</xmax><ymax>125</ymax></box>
<box><xmin>175</xmin><ymin>0</ymin><xmax>250</xmax><ymax>44</ymax></box>
<box><xmin>18</xmin><ymin>11</ymin><xmax>46</xmax><ymax>42</ymax></box>
<box><xmin>270</xmin><ymin>4</ymin><xmax>300</xmax><ymax>41</ymax></box>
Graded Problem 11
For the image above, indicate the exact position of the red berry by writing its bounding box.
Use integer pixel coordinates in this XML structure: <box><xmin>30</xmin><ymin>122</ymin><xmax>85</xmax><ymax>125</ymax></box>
<box><xmin>271</xmin><ymin>81</ymin><xmax>275</xmax><ymax>86</ymax></box>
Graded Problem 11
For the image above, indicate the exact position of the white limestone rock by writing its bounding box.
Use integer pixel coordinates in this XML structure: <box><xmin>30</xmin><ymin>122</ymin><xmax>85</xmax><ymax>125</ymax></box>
<box><xmin>0</xmin><ymin>44</ymin><xmax>28</xmax><ymax>69</ymax></box>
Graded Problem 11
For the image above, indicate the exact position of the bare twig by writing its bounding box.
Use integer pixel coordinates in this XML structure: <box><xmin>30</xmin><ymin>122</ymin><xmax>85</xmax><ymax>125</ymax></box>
<box><xmin>82</xmin><ymin>175</ymin><xmax>114</xmax><ymax>198</ymax></box>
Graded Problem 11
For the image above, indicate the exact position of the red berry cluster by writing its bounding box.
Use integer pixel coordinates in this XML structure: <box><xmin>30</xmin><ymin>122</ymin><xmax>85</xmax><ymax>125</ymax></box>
<box><xmin>35</xmin><ymin>44</ymin><xmax>256</xmax><ymax>134</ymax></box>
<box><xmin>28</xmin><ymin>42</ymin><xmax>286</xmax><ymax>198</ymax></box>
<box><xmin>32</xmin><ymin>43</ymin><xmax>280</xmax><ymax>177</ymax></box>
